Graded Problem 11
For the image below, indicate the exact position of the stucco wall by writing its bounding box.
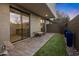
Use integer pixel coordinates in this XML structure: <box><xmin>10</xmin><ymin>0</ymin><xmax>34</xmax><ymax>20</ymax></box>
<box><xmin>0</xmin><ymin>4</ymin><xmax>10</xmax><ymax>41</ymax></box>
<box><xmin>30</xmin><ymin>14</ymin><xmax>41</xmax><ymax>37</ymax></box>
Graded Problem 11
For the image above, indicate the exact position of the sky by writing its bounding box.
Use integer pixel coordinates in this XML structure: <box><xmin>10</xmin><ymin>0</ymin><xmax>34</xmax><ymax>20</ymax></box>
<box><xmin>56</xmin><ymin>3</ymin><xmax>79</xmax><ymax>20</ymax></box>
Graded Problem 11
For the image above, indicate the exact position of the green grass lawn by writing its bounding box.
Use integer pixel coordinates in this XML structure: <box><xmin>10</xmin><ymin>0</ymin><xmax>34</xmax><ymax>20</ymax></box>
<box><xmin>34</xmin><ymin>33</ymin><xmax>67</xmax><ymax>56</ymax></box>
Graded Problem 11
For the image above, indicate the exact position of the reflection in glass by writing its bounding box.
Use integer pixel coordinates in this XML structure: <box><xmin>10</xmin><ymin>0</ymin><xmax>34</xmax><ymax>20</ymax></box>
<box><xmin>10</xmin><ymin>12</ymin><xmax>30</xmax><ymax>42</ymax></box>
<box><xmin>22</xmin><ymin>15</ymin><xmax>30</xmax><ymax>39</ymax></box>
<box><xmin>10</xmin><ymin>12</ymin><xmax>22</xmax><ymax>42</ymax></box>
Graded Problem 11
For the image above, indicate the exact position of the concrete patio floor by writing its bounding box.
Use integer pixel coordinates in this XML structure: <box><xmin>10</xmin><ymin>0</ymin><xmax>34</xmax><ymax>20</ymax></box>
<box><xmin>8</xmin><ymin>33</ymin><xmax>55</xmax><ymax>56</ymax></box>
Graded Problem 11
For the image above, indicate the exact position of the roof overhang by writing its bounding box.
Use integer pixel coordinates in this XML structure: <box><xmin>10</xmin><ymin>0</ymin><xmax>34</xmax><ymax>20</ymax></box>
<box><xmin>10</xmin><ymin>3</ymin><xmax>55</xmax><ymax>19</ymax></box>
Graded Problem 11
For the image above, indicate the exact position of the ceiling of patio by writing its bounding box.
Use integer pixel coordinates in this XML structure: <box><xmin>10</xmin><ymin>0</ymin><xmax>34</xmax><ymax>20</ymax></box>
<box><xmin>11</xmin><ymin>3</ymin><xmax>55</xmax><ymax>19</ymax></box>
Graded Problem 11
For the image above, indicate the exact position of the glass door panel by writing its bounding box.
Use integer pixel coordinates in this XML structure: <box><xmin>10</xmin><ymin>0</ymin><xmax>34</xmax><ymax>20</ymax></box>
<box><xmin>10</xmin><ymin>12</ymin><xmax>22</xmax><ymax>42</ymax></box>
<box><xmin>22</xmin><ymin>15</ymin><xmax>30</xmax><ymax>39</ymax></box>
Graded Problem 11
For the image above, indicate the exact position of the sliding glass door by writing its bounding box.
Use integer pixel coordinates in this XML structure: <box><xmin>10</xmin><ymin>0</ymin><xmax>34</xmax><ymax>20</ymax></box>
<box><xmin>22</xmin><ymin>14</ymin><xmax>30</xmax><ymax>39</ymax></box>
<box><xmin>10</xmin><ymin>11</ymin><xmax>30</xmax><ymax>43</ymax></box>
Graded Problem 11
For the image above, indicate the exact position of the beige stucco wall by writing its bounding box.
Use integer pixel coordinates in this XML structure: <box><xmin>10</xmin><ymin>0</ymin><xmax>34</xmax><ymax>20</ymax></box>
<box><xmin>0</xmin><ymin>4</ymin><xmax>10</xmax><ymax>41</ymax></box>
<box><xmin>30</xmin><ymin>14</ymin><xmax>41</xmax><ymax>37</ymax></box>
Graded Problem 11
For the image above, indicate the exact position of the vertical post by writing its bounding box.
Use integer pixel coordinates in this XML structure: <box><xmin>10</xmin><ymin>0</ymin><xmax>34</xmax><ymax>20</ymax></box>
<box><xmin>44</xmin><ymin>20</ymin><xmax>47</xmax><ymax>33</ymax></box>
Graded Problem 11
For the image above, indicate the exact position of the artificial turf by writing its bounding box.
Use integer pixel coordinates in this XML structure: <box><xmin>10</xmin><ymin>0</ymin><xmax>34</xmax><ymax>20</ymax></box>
<box><xmin>34</xmin><ymin>33</ymin><xmax>67</xmax><ymax>56</ymax></box>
